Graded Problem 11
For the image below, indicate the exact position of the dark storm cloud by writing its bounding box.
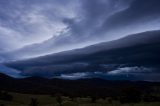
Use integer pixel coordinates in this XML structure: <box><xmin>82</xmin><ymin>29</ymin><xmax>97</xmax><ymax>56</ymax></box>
<box><xmin>102</xmin><ymin>0</ymin><xmax>160</xmax><ymax>30</ymax></box>
<box><xmin>1</xmin><ymin>0</ymin><xmax>160</xmax><ymax>60</ymax></box>
<box><xmin>48</xmin><ymin>0</ymin><xmax>160</xmax><ymax>51</ymax></box>
<box><xmin>60</xmin><ymin>0</ymin><xmax>160</xmax><ymax>45</ymax></box>
<box><xmin>46</xmin><ymin>0</ymin><xmax>133</xmax><ymax>53</ymax></box>
<box><xmin>63</xmin><ymin>0</ymin><xmax>132</xmax><ymax>41</ymax></box>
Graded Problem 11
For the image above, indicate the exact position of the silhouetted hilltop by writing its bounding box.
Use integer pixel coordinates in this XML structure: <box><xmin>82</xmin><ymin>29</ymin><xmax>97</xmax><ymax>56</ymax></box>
<box><xmin>0</xmin><ymin>73</ymin><xmax>160</xmax><ymax>96</ymax></box>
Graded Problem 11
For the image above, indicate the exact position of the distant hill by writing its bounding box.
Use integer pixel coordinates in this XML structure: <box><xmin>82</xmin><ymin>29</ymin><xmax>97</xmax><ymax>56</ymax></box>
<box><xmin>0</xmin><ymin>73</ymin><xmax>160</xmax><ymax>95</ymax></box>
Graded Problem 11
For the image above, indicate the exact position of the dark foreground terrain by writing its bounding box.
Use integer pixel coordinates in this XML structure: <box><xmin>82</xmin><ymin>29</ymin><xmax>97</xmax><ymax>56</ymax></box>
<box><xmin>0</xmin><ymin>92</ymin><xmax>160</xmax><ymax>106</ymax></box>
<box><xmin>0</xmin><ymin>73</ymin><xmax>160</xmax><ymax>106</ymax></box>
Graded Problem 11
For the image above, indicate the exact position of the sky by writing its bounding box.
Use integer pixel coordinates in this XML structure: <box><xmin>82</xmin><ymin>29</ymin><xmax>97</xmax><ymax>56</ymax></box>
<box><xmin>0</xmin><ymin>0</ymin><xmax>160</xmax><ymax>60</ymax></box>
<box><xmin>0</xmin><ymin>0</ymin><xmax>76</xmax><ymax>51</ymax></box>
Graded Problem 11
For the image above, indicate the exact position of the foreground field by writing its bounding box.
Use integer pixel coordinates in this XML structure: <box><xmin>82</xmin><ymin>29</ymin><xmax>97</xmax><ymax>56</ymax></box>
<box><xmin>1</xmin><ymin>74</ymin><xmax>160</xmax><ymax>106</ymax></box>
<box><xmin>0</xmin><ymin>92</ymin><xmax>160</xmax><ymax>106</ymax></box>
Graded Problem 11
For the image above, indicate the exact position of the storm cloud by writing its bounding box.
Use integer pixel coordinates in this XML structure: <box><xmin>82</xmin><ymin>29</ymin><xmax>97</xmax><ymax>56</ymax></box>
<box><xmin>0</xmin><ymin>0</ymin><xmax>160</xmax><ymax>60</ymax></box>
<box><xmin>0</xmin><ymin>0</ymin><xmax>78</xmax><ymax>51</ymax></box>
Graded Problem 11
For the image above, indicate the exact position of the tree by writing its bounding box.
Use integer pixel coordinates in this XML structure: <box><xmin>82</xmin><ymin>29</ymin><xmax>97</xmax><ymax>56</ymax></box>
<box><xmin>69</xmin><ymin>95</ymin><xmax>76</xmax><ymax>101</ymax></box>
<box><xmin>108</xmin><ymin>98</ymin><xmax>113</xmax><ymax>104</ymax></box>
<box><xmin>90</xmin><ymin>95</ymin><xmax>98</xmax><ymax>103</ymax></box>
<box><xmin>29</xmin><ymin>98</ymin><xmax>38</xmax><ymax>106</ymax></box>
<box><xmin>55</xmin><ymin>93</ymin><xmax>63</xmax><ymax>106</ymax></box>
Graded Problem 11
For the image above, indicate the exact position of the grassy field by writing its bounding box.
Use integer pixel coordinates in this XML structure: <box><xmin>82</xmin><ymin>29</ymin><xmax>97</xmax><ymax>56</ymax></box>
<box><xmin>0</xmin><ymin>92</ymin><xmax>160</xmax><ymax>106</ymax></box>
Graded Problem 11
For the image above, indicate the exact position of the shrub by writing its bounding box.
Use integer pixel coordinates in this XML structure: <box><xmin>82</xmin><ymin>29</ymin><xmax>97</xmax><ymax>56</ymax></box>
<box><xmin>0</xmin><ymin>91</ymin><xmax>13</xmax><ymax>101</ymax></box>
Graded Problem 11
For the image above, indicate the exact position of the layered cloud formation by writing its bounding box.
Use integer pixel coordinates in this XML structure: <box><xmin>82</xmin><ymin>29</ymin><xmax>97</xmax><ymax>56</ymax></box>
<box><xmin>0</xmin><ymin>0</ymin><xmax>78</xmax><ymax>51</ymax></box>
<box><xmin>0</xmin><ymin>0</ymin><xmax>160</xmax><ymax>60</ymax></box>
